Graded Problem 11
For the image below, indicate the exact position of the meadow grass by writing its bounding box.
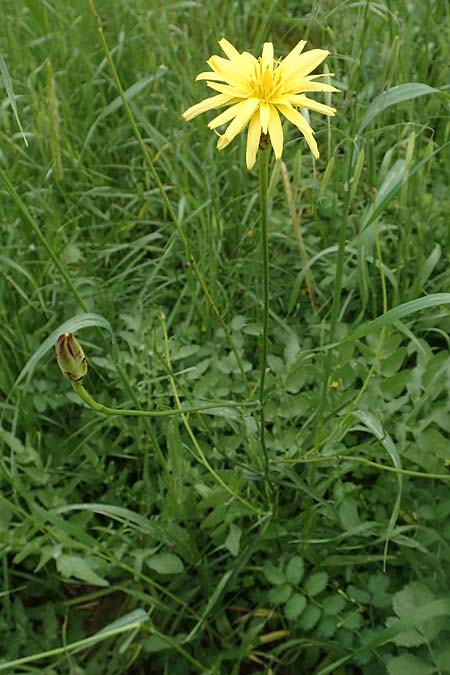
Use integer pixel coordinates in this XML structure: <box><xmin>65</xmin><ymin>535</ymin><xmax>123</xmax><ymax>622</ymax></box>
<box><xmin>1</xmin><ymin>0</ymin><xmax>450</xmax><ymax>673</ymax></box>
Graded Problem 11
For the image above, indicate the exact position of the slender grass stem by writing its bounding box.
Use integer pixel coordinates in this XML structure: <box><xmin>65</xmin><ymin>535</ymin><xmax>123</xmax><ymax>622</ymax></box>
<box><xmin>258</xmin><ymin>145</ymin><xmax>273</xmax><ymax>506</ymax></box>
<box><xmin>86</xmin><ymin>0</ymin><xmax>249</xmax><ymax>390</ymax></box>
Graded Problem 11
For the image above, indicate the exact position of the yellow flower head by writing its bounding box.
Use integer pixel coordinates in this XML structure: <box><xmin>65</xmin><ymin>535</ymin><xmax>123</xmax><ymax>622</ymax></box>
<box><xmin>182</xmin><ymin>38</ymin><xmax>338</xmax><ymax>169</ymax></box>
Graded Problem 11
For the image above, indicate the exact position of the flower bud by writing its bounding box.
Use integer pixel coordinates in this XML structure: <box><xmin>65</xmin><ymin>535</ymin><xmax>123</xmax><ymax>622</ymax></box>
<box><xmin>55</xmin><ymin>333</ymin><xmax>88</xmax><ymax>385</ymax></box>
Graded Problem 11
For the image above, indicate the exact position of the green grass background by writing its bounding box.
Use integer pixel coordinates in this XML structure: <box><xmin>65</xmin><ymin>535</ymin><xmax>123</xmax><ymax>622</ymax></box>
<box><xmin>1</xmin><ymin>0</ymin><xmax>450</xmax><ymax>673</ymax></box>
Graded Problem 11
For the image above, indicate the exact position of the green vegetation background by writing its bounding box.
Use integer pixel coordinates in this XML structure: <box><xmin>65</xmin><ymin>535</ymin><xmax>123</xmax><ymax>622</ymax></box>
<box><xmin>1</xmin><ymin>0</ymin><xmax>450</xmax><ymax>673</ymax></box>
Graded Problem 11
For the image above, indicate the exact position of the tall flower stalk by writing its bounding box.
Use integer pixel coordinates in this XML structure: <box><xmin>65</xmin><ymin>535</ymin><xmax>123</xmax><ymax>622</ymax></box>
<box><xmin>183</xmin><ymin>38</ymin><xmax>337</xmax><ymax>505</ymax></box>
<box><xmin>258</xmin><ymin>142</ymin><xmax>272</xmax><ymax>503</ymax></box>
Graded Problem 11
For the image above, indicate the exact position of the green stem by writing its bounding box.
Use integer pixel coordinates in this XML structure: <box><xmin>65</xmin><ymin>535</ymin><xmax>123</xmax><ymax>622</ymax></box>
<box><xmin>86</xmin><ymin>0</ymin><xmax>249</xmax><ymax>391</ymax></box>
<box><xmin>258</xmin><ymin>146</ymin><xmax>272</xmax><ymax>505</ymax></box>
<box><xmin>72</xmin><ymin>383</ymin><xmax>255</xmax><ymax>418</ymax></box>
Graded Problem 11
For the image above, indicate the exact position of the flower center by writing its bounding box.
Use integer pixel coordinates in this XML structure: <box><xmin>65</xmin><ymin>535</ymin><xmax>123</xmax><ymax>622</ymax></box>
<box><xmin>251</xmin><ymin>61</ymin><xmax>283</xmax><ymax>102</ymax></box>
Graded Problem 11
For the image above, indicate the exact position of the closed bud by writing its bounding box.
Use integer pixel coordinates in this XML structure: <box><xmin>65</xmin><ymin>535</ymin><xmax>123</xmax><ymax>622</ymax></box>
<box><xmin>55</xmin><ymin>333</ymin><xmax>88</xmax><ymax>385</ymax></box>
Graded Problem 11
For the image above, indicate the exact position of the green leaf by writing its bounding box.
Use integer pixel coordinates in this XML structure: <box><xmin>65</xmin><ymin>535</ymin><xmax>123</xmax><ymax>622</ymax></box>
<box><xmin>146</xmin><ymin>553</ymin><xmax>184</xmax><ymax>575</ymax></box>
<box><xmin>316</xmin><ymin>598</ymin><xmax>450</xmax><ymax>675</ymax></box>
<box><xmin>299</xmin><ymin>605</ymin><xmax>322</xmax><ymax>630</ymax></box>
<box><xmin>56</xmin><ymin>554</ymin><xmax>109</xmax><ymax>587</ymax></box>
<box><xmin>284</xmin><ymin>593</ymin><xmax>307</xmax><ymax>620</ymax></box>
<box><xmin>225</xmin><ymin>523</ymin><xmax>241</xmax><ymax>557</ymax></box>
<box><xmin>338</xmin><ymin>496</ymin><xmax>361</xmax><ymax>531</ymax></box>
<box><xmin>263</xmin><ymin>561</ymin><xmax>285</xmax><ymax>586</ymax></box>
<box><xmin>390</xmin><ymin>582</ymin><xmax>443</xmax><ymax>646</ymax></box>
<box><xmin>386</xmin><ymin>654</ymin><xmax>435</xmax><ymax>675</ymax></box>
<box><xmin>323</xmin><ymin>595</ymin><xmax>346</xmax><ymax>616</ymax></box>
<box><xmin>358</xmin><ymin>82</ymin><xmax>439</xmax><ymax>134</ymax></box>
<box><xmin>268</xmin><ymin>583</ymin><xmax>292</xmax><ymax>605</ymax></box>
<box><xmin>341</xmin><ymin>294</ymin><xmax>450</xmax><ymax>345</ymax></box>
<box><xmin>285</xmin><ymin>556</ymin><xmax>305</xmax><ymax>586</ymax></box>
<box><xmin>304</xmin><ymin>572</ymin><xmax>329</xmax><ymax>597</ymax></box>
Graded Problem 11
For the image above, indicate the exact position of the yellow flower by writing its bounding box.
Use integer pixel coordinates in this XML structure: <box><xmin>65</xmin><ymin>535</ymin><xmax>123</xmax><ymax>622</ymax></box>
<box><xmin>182</xmin><ymin>38</ymin><xmax>338</xmax><ymax>169</ymax></box>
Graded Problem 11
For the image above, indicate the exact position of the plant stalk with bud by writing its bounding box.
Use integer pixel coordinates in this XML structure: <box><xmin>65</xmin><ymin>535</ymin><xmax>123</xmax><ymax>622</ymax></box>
<box><xmin>56</xmin><ymin>333</ymin><xmax>255</xmax><ymax>418</ymax></box>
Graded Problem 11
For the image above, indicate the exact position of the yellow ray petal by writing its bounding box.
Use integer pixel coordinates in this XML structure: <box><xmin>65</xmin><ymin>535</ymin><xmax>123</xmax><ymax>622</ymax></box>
<box><xmin>206</xmin><ymin>80</ymin><xmax>251</xmax><ymax>98</ymax></box>
<box><xmin>208</xmin><ymin>100</ymin><xmax>246</xmax><ymax>129</ymax></box>
<box><xmin>281</xmin><ymin>49</ymin><xmax>330</xmax><ymax>85</ymax></box>
<box><xmin>280</xmin><ymin>95</ymin><xmax>336</xmax><ymax>116</ymax></box>
<box><xmin>267</xmin><ymin>105</ymin><xmax>283</xmax><ymax>159</ymax></box>
<box><xmin>219</xmin><ymin>37</ymin><xmax>241</xmax><ymax>62</ymax></box>
<box><xmin>246</xmin><ymin>112</ymin><xmax>262</xmax><ymax>170</ymax></box>
<box><xmin>297</xmin><ymin>81</ymin><xmax>340</xmax><ymax>94</ymax></box>
<box><xmin>182</xmin><ymin>93</ymin><xmax>232</xmax><ymax>121</ymax></box>
<box><xmin>196</xmin><ymin>70</ymin><xmax>227</xmax><ymax>82</ymax></box>
<box><xmin>205</xmin><ymin>55</ymin><xmax>254</xmax><ymax>88</ymax></box>
<box><xmin>261</xmin><ymin>42</ymin><xmax>274</xmax><ymax>71</ymax></box>
<box><xmin>277</xmin><ymin>103</ymin><xmax>319</xmax><ymax>158</ymax></box>
<box><xmin>281</xmin><ymin>40</ymin><xmax>307</xmax><ymax>69</ymax></box>
<box><xmin>217</xmin><ymin>97</ymin><xmax>260</xmax><ymax>150</ymax></box>
<box><xmin>259</xmin><ymin>101</ymin><xmax>271</xmax><ymax>134</ymax></box>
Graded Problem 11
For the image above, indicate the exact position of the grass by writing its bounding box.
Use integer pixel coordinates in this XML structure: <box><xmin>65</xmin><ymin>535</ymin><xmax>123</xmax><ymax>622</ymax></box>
<box><xmin>1</xmin><ymin>0</ymin><xmax>450</xmax><ymax>673</ymax></box>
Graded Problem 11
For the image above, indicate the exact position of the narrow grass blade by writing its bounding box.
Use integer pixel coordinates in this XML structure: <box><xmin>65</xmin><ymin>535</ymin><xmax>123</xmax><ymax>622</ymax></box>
<box><xmin>0</xmin><ymin>54</ymin><xmax>28</xmax><ymax>146</ymax></box>
<box><xmin>345</xmin><ymin>293</ymin><xmax>450</xmax><ymax>343</ymax></box>
<box><xmin>358</xmin><ymin>82</ymin><xmax>439</xmax><ymax>134</ymax></box>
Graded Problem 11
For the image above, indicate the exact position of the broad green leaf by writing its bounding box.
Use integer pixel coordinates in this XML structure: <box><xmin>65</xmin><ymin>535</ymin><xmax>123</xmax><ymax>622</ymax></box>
<box><xmin>285</xmin><ymin>556</ymin><xmax>305</xmax><ymax>586</ymax></box>
<box><xmin>338</xmin><ymin>496</ymin><xmax>361</xmax><ymax>531</ymax></box>
<box><xmin>56</xmin><ymin>554</ymin><xmax>109</xmax><ymax>587</ymax></box>
<box><xmin>284</xmin><ymin>593</ymin><xmax>307</xmax><ymax>620</ymax></box>
<box><xmin>268</xmin><ymin>583</ymin><xmax>292</xmax><ymax>605</ymax></box>
<box><xmin>263</xmin><ymin>561</ymin><xmax>285</xmax><ymax>586</ymax></box>
<box><xmin>358</xmin><ymin>82</ymin><xmax>438</xmax><ymax>134</ymax></box>
<box><xmin>15</xmin><ymin>313</ymin><xmax>113</xmax><ymax>385</ymax></box>
<box><xmin>146</xmin><ymin>553</ymin><xmax>184</xmax><ymax>575</ymax></box>
<box><xmin>225</xmin><ymin>523</ymin><xmax>241</xmax><ymax>557</ymax></box>
<box><xmin>299</xmin><ymin>605</ymin><xmax>321</xmax><ymax>630</ymax></box>
<box><xmin>304</xmin><ymin>572</ymin><xmax>329</xmax><ymax>597</ymax></box>
<box><xmin>387</xmin><ymin>654</ymin><xmax>435</xmax><ymax>675</ymax></box>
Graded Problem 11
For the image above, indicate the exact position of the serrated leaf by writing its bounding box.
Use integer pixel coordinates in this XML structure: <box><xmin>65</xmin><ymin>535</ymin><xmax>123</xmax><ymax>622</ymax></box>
<box><xmin>284</xmin><ymin>593</ymin><xmax>307</xmax><ymax>620</ymax></box>
<box><xmin>56</xmin><ymin>554</ymin><xmax>109</xmax><ymax>587</ymax></box>
<box><xmin>304</xmin><ymin>572</ymin><xmax>329</xmax><ymax>597</ymax></box>
<box><xmin>323</xmin><ymin>595</ymin><xmax>346</xmax><ymax>616</ymax></box>
<box><xmin>285</xmin><ymin>556</ymin><xmax>304</xmax><ymax>585</ymax></box>
<box><xmin>299</xmin><ymin>605</ymin><xmax>321</xmax><ymax>630</ymax></box>
<box><xmin>268</xmin><ymin>583</ymin><xmax>292</xmax><ymax>605</ymax></box>
<box><xmin>263</xmin><ymin>561</ymin><xmax>285</xmax><ymax>586</ymax></box>
<box><xmin>146</xmin><ymin>553</ymin><xmax>184</xmax><ymax>575</ymax></box>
